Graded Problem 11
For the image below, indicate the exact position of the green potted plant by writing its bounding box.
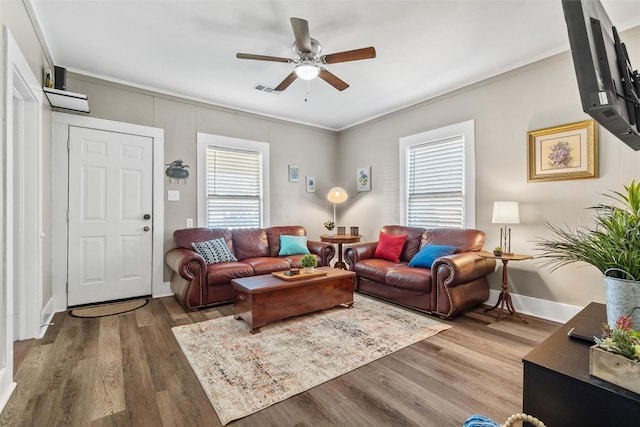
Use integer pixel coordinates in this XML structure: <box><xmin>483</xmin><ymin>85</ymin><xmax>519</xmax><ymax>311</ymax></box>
<box><xmin>300</xmin><ymin>254</ymin><xmax>317</xmax><ymax>274</ymax></box>
<box><xmin>493</xmin><ymin>247</ymin><xmax>503</xmax><ymax>257</ymax></box>
<box><xmin>324</xmin><ymin>220</ymin><xmax>335</xmax><ymax>236</ymax></box>
<box><xmin>534</xmin><ymin>180</ymin><xmax>640</xmax><ymax>326</ymax></box>
<box><xmin>590</xmin><ymin>314</ymin><xmax>640</xmax><ymax>394</ymax></box>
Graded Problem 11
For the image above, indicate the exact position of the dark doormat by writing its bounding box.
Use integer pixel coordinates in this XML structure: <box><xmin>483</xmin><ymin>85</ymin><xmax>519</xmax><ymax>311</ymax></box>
<box><xmin>69</xmin><ymin>298</ymin><xmax>149</xmax><ymax>318</ymax></box>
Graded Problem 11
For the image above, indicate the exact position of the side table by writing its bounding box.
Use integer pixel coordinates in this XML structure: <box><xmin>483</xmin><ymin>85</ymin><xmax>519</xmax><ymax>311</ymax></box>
<box><xmin>319</xmin><ymin>234</ymin><xmax>361</xmax><ymax>269</ymax></box>
<box><xmin>478</xmin><ymin>251</ymin><xmax>532</xmax><ymax>323</ymax></box>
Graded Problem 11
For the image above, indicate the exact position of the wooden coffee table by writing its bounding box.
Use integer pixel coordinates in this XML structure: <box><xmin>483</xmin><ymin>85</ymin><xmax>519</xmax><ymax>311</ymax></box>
<box><xmin>231</xmin><ymin>267</ymin><xmax>356</xmax><ymax>333</ymax></box>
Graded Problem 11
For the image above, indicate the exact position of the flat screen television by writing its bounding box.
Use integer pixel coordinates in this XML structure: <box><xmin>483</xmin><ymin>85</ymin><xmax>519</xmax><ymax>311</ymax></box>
<box><xmin>562</xmin><ymin>0</ymin><xmax>640</xmax><ymax>151</ymax></box>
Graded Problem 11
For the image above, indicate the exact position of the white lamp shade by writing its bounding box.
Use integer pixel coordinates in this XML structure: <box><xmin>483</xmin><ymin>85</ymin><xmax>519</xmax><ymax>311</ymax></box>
<box><xmin>327</xmin><ymin>187</ymin><xmax>348</xmax><ymax>204</ymax></box>
<box><xmin>492</xmin><ymin>201</ymin><xmax>520</xmax><ymax>224</ymax></box>
<box><xmin>295</xmin><ymin>63</ymin><xmax>320</xmax><ymax>80</ymax></box>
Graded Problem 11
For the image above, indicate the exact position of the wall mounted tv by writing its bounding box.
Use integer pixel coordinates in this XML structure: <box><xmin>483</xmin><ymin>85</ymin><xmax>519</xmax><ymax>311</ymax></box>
<box><xmin>562</xmin><ymin>0</ymin><xmax>640</xmax><ymax>151</ymax></box>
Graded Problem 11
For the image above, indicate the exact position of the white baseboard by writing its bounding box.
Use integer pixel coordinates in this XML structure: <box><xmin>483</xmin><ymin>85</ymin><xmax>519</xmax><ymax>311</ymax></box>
<box><xmin>0</xmin><ymin>379</ymin><xmax>16</xmax><ymax>415</ymax></box>
<box><xmin>39</xmin><ymin>297</ymin><xmax>56</xmax><ymax>338</ymax></box>
<box><xmin>487</xmin><ymin>289</ymin><xmax>582</xmax><ymax>324</ymax></box>
<box><xmin>153</xmin><ymin>281</ymin><xmax>174</xmax><ymax>299</ymax></box>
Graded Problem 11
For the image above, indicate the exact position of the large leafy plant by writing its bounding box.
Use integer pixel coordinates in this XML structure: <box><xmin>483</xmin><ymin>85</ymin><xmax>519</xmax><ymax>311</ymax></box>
<box><xmin>535</xmin><ymin>180</ymin><xmax>640</xmax><ymax>280</ymax></box>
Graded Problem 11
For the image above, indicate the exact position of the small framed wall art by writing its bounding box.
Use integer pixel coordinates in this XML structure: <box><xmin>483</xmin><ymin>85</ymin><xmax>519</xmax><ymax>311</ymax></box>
<box><xmin>305</xmin><ymin>176</ymin><xmax>316</xmax><ymax>192</ymax></box>
<box><xmin>527</xmin><ymin>120</ymin><xmax>598</xmax><ymax>182</ymax></box>
<box><xmin>288</xmin><ymin>164</ymin><xmax>299</xmax><ymax>182</ymax></box>
<box><xmin>356</xmin><ymin>166</ymin><xmax>371</xmax><ymax>192</ymax></box>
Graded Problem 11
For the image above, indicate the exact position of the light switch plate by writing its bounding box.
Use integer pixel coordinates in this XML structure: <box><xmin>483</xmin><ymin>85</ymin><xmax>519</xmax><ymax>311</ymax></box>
<box><xmin>168</xmin><ymin>190</ymin><xmax>180</xmax><ymax>201</ymax></box>
<box><xmin>186</xmin><ymin>218</ymin><xmax>193</xmax><ymax>227</ymax></box>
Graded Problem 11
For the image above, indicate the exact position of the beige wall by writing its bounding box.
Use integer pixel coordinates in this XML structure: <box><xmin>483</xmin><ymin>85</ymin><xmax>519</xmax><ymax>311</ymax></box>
<box><xmin>337</xmin><ymin>25</ymin><xmax>640</xmax><ymax>308</ymax></box>
<box><xmin>3</xmin><ymin>0</ymin><xmax>639</xmax><ymax>310</ymax></box>
<box><xmin>65</xmin><ymin>74</ymin><xmax>339</xmax><ymax>281</ymax></box>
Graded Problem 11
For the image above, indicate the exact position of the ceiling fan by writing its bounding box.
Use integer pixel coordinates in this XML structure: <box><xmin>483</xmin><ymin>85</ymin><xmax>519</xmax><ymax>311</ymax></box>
<box><xmin>236</xmin><ymin>17</ymin><xmax>376</xmax><ymax>92</ymax></box>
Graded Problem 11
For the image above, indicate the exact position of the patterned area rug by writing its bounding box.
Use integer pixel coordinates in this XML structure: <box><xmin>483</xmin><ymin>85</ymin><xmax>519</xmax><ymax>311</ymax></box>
<box><xmin>172</xmin><ymin>294</ymin><xmax>451</xmax><ymax>425</ymax></box>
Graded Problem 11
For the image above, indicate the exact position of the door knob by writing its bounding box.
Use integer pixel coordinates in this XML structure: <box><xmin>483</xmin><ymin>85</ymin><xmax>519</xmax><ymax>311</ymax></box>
<box><xmin>143</xmin><ymin>226</ymin><xmax>151</xmax><ymax>232</ymax></box>
<box><xmin>143</xmin><ymin>214</ymin><xmax>151</xmax><ymax>220</ymax></box>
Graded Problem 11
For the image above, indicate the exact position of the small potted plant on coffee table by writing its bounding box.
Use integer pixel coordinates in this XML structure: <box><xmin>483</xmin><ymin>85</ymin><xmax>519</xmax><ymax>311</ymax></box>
<box><xmin>493</xmin><ymin>247</ymin><xmax>503</xmax><ymax>257</ymax></box>
<box><xmin>300</xmin><ymin>254</ymin><xmax>317</xmax><ymax>274</ymax></box>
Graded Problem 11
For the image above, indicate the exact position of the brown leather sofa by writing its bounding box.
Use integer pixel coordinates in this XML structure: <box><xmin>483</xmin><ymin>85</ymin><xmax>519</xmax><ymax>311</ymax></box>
<box><xmin>344</xmin><ymin>225</ymin><xmax>496</xmax><ymax>319</ymax></box>
<box><xmin>165</xmin><ymin>226</ymin><xmax>335</xmax><ymax>311</ymax></box>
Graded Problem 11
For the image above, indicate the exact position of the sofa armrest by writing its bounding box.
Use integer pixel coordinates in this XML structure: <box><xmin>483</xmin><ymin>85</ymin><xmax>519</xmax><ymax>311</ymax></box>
<box><xmin>344</xmin><ymin>242</ymin><xmax>378</xmax><ymax>270</ymax></box>
<box><xmin>165</xmin><ymin>247</ymin><xmax>208</xmax><ymax>311</ymax></box>
<box><xmin>307</xmin><ymin>240</ymin><xmax>336</xmax><ymax>267</ymax></box>
<box><xmin>165</xmin><ymin>247</ymin><xmax>207</xmax><ymax>280</ymax></box>
<box><xmin>432</xmin><ymin>252</ymin><xmax>496</xmax><ymax>288</ymax></box>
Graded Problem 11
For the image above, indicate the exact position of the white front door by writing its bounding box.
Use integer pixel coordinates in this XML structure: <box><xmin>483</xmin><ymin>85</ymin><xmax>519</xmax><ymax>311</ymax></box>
<box><xmin>67</xmin><ymin>126</ymin><xmax>153</xmax><ymax>306</ymax></box>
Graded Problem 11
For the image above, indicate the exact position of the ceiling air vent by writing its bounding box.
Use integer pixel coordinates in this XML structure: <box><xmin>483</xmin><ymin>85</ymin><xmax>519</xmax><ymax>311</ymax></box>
<box><xmin>253</xmin><ymin>83</ymin><xmax>281</xmax><ymax>95</ymax></box>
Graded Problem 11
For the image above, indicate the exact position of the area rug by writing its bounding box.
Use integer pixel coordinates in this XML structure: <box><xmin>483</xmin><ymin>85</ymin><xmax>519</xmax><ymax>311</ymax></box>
<box><xmin>172</xmin><ymin>294</ymin><xmax>450</xmax><ymax>425</ymax></box>
<box><xmin>69</xmin><ymin>298</ymin><xmax>148</xmax><ymax>318</ymax></box>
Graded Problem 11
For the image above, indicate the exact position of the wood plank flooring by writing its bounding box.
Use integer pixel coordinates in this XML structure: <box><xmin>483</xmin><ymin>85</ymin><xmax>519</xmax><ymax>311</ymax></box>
<box><xmin>0</xmin><ymin>295</ymin><xmax>559</xmax><ymax>427</ymax></box>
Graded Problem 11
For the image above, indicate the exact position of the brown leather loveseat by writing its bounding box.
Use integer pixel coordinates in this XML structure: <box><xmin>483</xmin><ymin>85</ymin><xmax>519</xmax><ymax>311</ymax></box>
<box><xmin>344</xmin><ymin>225</ymin><xmax>496</xmax><ymax>319</ymax></box>
<box><xmin>165</xmin><ymin>226</ymin><xmax>335</xmax><ymax>310</ymax></box>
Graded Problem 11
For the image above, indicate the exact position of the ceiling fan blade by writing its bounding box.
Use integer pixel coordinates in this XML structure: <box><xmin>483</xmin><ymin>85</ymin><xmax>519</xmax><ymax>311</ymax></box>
<box><xmin>274</xmin><ymin>71</ymin><xmax>298</xmax><ymax>91</ymax></box>
<box><xmin>318</xmin><ymin>68</ymin><xmax>349</xmax><ymax>91</ymax></box>
<box><xmin>321</xmin><ymin>47</ymin><xmax>376</xmax><ymax>64</ymax></box>
<box><xmin>236</xmin><ymin>53</ymin><xmax>292</xmax><ymax>63</ymax></box>
<box><xmin>290</xmin><ymin>17</ymin><xmax>312</xmax><ymax>53</ymax></box>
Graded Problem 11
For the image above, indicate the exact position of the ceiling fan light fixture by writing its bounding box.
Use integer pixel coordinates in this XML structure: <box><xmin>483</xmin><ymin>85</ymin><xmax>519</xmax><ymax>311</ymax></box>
<box><xmin>295</xmin><ymin>63</ymin><xmax>319</xmax><ymax>80</ymax></box>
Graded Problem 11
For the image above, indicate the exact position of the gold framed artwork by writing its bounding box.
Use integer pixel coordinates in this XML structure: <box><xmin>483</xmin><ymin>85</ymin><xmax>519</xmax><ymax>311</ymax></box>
<box><xmin>527</xmin><ymin>120</ymin><xmax>598</xmax><ymax>182</ymax></box>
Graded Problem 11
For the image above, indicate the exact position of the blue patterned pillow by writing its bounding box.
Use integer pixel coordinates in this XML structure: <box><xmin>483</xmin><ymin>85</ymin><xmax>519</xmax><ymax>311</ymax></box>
<box><xmin>192</xmin><ymin>238</ymin><xmax>237</xmax><ymax>265</ymax></box>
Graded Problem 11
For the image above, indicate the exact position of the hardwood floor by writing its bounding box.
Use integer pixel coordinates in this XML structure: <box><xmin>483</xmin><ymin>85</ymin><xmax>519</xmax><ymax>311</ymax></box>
<box><xmin>0</xmin><ymin>295</ymin><xmax>559</xmax><ymax>426</ymax></box>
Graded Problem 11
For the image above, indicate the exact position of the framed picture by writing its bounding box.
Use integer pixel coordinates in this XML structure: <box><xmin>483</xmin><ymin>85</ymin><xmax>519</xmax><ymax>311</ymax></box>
<box><xmin>356</xmin><ymin>166</ymin><xmax>371</xmax><ymax>192</ymax></box>
<box><xmin>288</xmin><ymin>164</ymin><xmax>299</xmax><ymax>182</ymax></box>
<box><xmin>527</xmin><ymin>120</ymin><xmax>598</xmax><ymax>182</ymax></box>
<box><xmin>305</xmin><ymin>176</ymin><xmax>315</xmax><ymax>192</ymax></box>
<box><xmin>337</xmin><ymin>226</ymin><xmax>346</xmax><ymax>235</ymax></box>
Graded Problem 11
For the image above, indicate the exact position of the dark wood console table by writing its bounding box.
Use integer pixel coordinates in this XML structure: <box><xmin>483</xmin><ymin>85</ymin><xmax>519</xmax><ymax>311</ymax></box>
<box><xmin>523</xmin><ymin>302</ymin><xmax>640</xmax><ymax>427</ymax></box>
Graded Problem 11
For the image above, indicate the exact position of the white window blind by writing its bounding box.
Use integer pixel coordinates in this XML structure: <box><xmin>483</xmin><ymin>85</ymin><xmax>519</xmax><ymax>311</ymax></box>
<box><xmin>205</xmin><ymin>146</ymin><xmax>262</xmax><ymax>228</ymax></box>
<box><xmin>407</xmin><ymin>136</ymin><xmax>465</xmax><ymax>228</ymax></box>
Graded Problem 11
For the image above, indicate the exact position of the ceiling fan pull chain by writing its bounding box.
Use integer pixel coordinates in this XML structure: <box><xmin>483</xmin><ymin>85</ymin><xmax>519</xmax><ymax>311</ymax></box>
<box><xmin>305</xmin><ymin>80</ymin><xmax>311</xmax><ymax>102</ymax></box>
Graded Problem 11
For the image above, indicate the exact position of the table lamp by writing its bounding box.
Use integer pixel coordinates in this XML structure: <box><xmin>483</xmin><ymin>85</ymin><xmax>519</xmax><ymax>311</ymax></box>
<box><xmin>492</xmin><ymin>201</ymin><xmax>520</xmax><ymax>254</ymax></box>
<box><xmin>327</xmin><ymin>187</ymin><xmax>348</xmax><ymax>227</ymax></box>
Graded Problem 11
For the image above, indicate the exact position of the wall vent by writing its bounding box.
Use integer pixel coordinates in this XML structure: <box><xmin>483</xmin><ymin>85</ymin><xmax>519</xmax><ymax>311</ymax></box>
<box><xmin>253</xmin><ymin>83</ymin><xmax>281</xmax><ymax>94</ymax></box>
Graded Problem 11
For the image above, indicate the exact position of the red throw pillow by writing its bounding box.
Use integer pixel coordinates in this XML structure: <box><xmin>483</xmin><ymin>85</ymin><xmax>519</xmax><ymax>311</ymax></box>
<box><xmin>373</xmin><ymin>232</ymin><xmax>408</xmax><ymax>263</ymax></box>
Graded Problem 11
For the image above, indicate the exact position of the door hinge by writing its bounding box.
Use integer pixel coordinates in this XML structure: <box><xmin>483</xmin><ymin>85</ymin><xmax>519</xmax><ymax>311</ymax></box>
<box><xmin>67</xmin><ymin>137</ymin><xmax>70</xmax><ymax>151</ymax></box>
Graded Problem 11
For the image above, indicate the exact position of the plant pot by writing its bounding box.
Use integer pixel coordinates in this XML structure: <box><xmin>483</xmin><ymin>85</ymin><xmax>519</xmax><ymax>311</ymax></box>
<box><xmin>327</xmin><ymin>230</ymin><xmax>334</xmax><ymax>236</ymax></box>
<box><xmin>493</xmin><ymin>251</ymin><xmax>503</xmax><ymax>257</ymax></box>
<box><xmin>589</xmin><ymin>345</ymin><xmax>640</xmax><ymax>394</ymax></box>
<box><xmin>303</xmin><ymin>266</ymin><xmax>314</xmax><ymax>274</ymax></box>
<box><xmin>604</xmin><ymin>269</ymin><xmax>640</xmax><ymax>326</ymax></box>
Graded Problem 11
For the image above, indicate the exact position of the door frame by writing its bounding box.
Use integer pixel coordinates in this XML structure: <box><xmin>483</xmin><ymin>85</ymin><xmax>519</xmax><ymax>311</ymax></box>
<box><xmin>52</xmin><ymin>113</ymin><xmax>165</xmax><ymax>311</ymax></box>
<box><xmin>1</xmin><ymin>26</ymin><xmax>44</xmax><ymax>411</ymax></box>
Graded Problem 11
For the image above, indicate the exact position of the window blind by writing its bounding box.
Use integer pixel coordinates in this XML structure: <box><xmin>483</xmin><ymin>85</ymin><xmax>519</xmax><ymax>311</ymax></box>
<box><xmin>206</xmin><ymin>146</ymin><xmax>262</xmax><ymax>228</ymax></box>
<box><xmin>407</xmin><ymin>135</ymin><xmax>464</xmax><ymax>228</ymax></box>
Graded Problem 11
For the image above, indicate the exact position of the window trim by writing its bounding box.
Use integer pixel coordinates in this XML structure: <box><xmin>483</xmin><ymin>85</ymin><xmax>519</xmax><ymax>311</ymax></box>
<box><xmin>196</xmin><ymin>133</ymin><xmax>270</xmax><ymax>228</ymax></box>
<box><xmin>399</xmin><ymin>120</ymin><xmax>476</xmax><ymax>228</ymax></box>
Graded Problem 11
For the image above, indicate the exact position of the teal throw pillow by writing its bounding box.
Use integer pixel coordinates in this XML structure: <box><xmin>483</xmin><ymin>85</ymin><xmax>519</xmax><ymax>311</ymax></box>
<box><xmin>279</xmin><ymin>235</ymin><xmax>310</xmax><ymax>256</ymax></box>
<box><xmin>192</xmin><ymin>238</ymin><xmax>238</xmax><ymax>265</ymax></box>
<box><xmin>408</xmin><ymin>244</ymin><xmax>457</xmax><ymax>268</ymax></box>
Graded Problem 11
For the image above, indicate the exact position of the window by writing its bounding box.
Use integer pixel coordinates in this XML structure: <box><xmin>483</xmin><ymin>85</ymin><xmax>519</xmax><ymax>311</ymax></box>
<box><xmin>197</xmin><ymin>133</ymin><xmax>269</xmax><ymax>228</ymax></box>
<box><xmin>399</xmin><ymin>120</ymin><xmax>475</xmax><ymax>228</ymax></box>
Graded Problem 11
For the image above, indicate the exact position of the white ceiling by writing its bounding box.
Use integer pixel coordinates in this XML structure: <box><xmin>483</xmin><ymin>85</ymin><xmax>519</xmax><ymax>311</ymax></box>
<box><xmin>28</xmin><ymin>1</ymin><xmax>640</xmax><ymax>131</ymax></box>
